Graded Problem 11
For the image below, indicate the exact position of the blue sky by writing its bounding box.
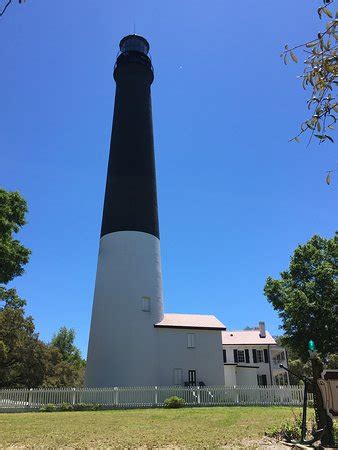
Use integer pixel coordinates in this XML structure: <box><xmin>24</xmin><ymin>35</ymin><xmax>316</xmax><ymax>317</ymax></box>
<box><xmin>1</xmin><ymin>0</ymin><xmax>336</xmax><ymax>357</ymax></box>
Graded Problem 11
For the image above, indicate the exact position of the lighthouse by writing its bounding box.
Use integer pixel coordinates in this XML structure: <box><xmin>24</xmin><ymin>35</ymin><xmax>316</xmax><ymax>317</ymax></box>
<box><xmin>85</xmin><ymin>35</ymin><xmax>164</xmax><ymax>387</ymax></box>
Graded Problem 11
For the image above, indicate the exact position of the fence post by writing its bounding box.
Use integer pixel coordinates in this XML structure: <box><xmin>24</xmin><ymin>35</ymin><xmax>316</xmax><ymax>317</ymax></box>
<box><xmin>197</xmin><ymin>386</ymin><xmax>201</xmax><ymax>405</ymax></box>
<box><xmin>28</xmin><ymin>388</ymin><xmax>33</xmax><ymax>408</ymax></box>
<box><xmin>154</xmin><ymin>386</ymin><xmax>158</xmax><ymax>406</ymax></box>
<box><xmin>114</xmin><ymin>387</ymin><xmax>119</xmax><ymax>406</ymax></box>
<box><xmin>72</xmin><ymin>388</ymin><xmax>76</xmax><ymax>405</ymax></box>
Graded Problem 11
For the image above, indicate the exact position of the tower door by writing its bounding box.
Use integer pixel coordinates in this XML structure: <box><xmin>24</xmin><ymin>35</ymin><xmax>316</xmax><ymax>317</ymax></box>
<box><xmin>188</xmin><ymin>370</ymin><xmax>196</xmax><ymax>386</ymax></box>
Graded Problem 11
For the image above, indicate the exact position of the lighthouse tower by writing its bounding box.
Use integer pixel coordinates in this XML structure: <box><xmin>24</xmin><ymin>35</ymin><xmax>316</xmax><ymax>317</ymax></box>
<box><xmin>85</xmin><ymin>35</ymin><xmax>164</xmax><ymax>387</ymax></box>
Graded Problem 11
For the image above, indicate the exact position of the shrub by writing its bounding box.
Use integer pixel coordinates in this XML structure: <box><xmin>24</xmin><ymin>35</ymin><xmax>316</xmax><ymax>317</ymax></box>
<box><xmin>40</xmin><ymin>404</ymin><xmax>57</xmax><ymax>412</ymax></box>
<box><xmin>40</xmin><ymin>403</ymin><xmax>101</xmax><ymax>412</ymax></box>
<box><xmin>164</xmin><ymin>396</ymin><xmax>185</xmax><ymax>408</ymax></box>
<box><xmin>266</xmin><ymin>413</ymin><xmax>302</xmax><ymax>442</ymax></box>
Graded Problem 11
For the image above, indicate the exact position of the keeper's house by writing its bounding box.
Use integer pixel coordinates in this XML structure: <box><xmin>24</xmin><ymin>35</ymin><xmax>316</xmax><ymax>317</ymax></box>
<box><xmin>221</xmin><ymin>322</ymin><xmax>290</xmax><ymax>387</ymax></box>
<box><xmin>155</xmin><ymin>316</ymin><xmax>289</xmax><ymax>387</ymax></box>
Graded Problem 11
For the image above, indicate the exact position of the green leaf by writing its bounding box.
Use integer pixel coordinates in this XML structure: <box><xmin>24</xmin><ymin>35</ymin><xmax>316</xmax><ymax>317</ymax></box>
<box><xmin>306</xmin><ymin>41</ymin><xmax>317</xmax><ymax>48</ymax></box>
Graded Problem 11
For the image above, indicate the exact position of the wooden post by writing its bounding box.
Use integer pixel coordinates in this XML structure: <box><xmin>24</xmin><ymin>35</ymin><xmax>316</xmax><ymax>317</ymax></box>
<box><xmin>28</xmin><ymin>388</ymin><xmax>33</xmax><ymax>408</ymax></box>
<box><xmin>114</xmin><ymin>387</ymin><xmax>119</xmax><ymax>406</ymax></box>
<box><xmin>310</xmin><ymin>356</ymin><xmax>334</xmax><ymax>447</ymax></box>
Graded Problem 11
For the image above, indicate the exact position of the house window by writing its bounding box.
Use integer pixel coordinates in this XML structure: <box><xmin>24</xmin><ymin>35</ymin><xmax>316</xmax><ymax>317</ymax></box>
<box><xmin>237</xmin><ymin>350</ymin><xmax>245</xmax><ymax>363</ymax></box>
<box><xmin>187</xmin><ymin>333</ymin><xmax>195</xmax><ymax>348</ymax></box>
<box><xmin>173</xmin><ymin>368</ymin><xmax>183</xmax><ymax>385</ymax></box>
<box><xmin>142</xmin><ymin>296</ymin><xmax>150</xmax><ymax>312</ymax></box>
<box><xmin>223</xmin><ymin>349</ymin><xmax>227</xmax><ymax>363</ymax></box>
<box><xmin>257</xmin><ymin>350</ymin><xmax>264</xmax><ymax>363</ymax></box>
<box><xmin>257</xmin><ymin>374</ymin><xmax>267</xmax><ymax>386</ymax></box>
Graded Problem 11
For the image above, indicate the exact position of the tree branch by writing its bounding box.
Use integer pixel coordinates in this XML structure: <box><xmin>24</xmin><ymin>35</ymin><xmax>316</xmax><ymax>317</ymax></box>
<box><xmin>0</xmin><ymin>0</ymin><xmax>13</xmax><ymax>17</ymax></box>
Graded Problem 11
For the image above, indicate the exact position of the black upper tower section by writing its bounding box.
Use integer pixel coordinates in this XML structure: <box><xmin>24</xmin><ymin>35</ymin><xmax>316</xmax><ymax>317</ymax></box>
<box><xmin>100</xmin><ymin>35</ymin><xmax>159</xmax><ymax>239</ymax></box>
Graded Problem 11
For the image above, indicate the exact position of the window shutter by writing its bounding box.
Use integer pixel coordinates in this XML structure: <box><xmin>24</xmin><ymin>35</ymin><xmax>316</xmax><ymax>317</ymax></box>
<box><xmin>252</xmin><ymin>349</ymin><xmax>257</xmax><ymax>363</ymax></box>
<box><xmin>262</xmin><ymin>374</ymin><xmax>267</xmax><ymax>386</ymax></box>
<box><xmin>245</xmin><ymin>349</ymin><xmax>250</xmax><ymax>363</ymax></box>
<box><xmin>264</xmin><ymin>349</ymin><xmax>269</xmax><ymax>363</ymax></box>
<box><xmin>223</xmin><ymin>349</ymin><xmax>227</xmax><ymax>363</ymax></box>
<box><xmin>233</xmin><ymin>349</ymin><xmax>238</xmax><ymax>363</ymax></box>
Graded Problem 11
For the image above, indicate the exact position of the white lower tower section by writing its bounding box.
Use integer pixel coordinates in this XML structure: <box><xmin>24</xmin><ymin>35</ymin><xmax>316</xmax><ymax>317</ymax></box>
<box><xmin>85</xmin><ymin>230</ymin><xmax>164</xmax><ymax>387</ymax></box>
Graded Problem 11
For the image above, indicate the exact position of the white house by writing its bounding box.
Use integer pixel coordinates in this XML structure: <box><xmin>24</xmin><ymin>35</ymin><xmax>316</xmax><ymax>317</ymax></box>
<box><xmin>153</xmin><ymin>315</ymin><xmax>289</xmax><ymax>387</ymax></box>
<box><xmin>222</xmin><ymin>322</ymin><xmax>290</xmax><ymax>386</ymax></box>
<box><xmin>155</xmin><ymin>314</ymin><xmax>226</xmax><ymax>386</ymax></box>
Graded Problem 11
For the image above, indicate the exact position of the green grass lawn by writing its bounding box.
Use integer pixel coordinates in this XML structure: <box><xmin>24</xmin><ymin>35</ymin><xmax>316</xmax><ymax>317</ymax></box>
<box><xmin>0</xmin><ymin>406</ymin><xmax>302</xmax><ymax>448</ymax></box>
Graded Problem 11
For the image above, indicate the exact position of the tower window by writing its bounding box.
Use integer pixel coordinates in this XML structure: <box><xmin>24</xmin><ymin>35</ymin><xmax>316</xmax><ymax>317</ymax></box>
<box><xmin>187</xmin><ymin>333</ymin><xmax>195</xmax><ymax>348</ymax></box>
<box><xmin>142</xmin><ymin>296</ymin><xmax>151</xmax><ymax>312</ymax></box>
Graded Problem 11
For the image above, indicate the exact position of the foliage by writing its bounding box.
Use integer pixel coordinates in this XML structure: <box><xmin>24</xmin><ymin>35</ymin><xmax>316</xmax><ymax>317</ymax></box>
<box><xmin>0</xmin><ymin>289</ymin><xmax>85</xmax><ymax>388</ymax></box>
<box><xmin>163</xmin><ymin>396</ymin><xmax>186</xmax><ymax>408</ymax></box>
<box><xmin>266</xmin><ymin>413</ymin><xmax>304</xmax><ymax>442</ymax></box>
<box><xmin>0</xmin><ymin>287</ymin><xmax>46</xmax><ymax>388</ymax></box>
<box><xmin>40</xmin><ymin>344</ymin><xmax>85</xmax><ymax>388</ymax></box>
<box><xmin>51</xmin><ymin>327</ymin><xmax>84</xmax><ymax>366</ymax></box>
<box><xmin>281</xmin><ymin>0</ymin><xmax>337</xmax><ymax>153</ymax></box>
<box><xmin>0</xmin><ymin>189</ymin><xmax>85</xmax><ymax>388</ymax></box>
<box><xmin>40</xmin><ymin>403</ymin><xmax>101</xmax><ymax>412</ymax></box>
<box><xmin>0</xmin><ymin>189</ymin><xmax>31</xmax><ymax>284</ymax></box>
<box><xmin>264</xmin><ymin>233</ymin><xmax>338</xmax><ymax>362</ymax></box>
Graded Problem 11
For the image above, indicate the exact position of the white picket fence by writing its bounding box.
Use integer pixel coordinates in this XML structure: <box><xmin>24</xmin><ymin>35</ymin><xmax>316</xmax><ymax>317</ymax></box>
<box><xmin>0</xmin><ymin>385</ymin><xmax>311</xmax><ymax>411</ymax></box>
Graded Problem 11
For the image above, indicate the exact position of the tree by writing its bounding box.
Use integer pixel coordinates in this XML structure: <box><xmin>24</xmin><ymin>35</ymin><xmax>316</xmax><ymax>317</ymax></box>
<box><xmin>0</xmin><ymin>189</ymin><xmax>31</xmax><ymax>284</ymax></box>
<box><xmin>0</xmin><ymin>189</ymin><xmax>85</xmax><ymax>388</ymax></box>
<box><xmin>0</xmin><ymin>288</ymin><xmax>46</xmax><ymax>388</ymax></box>
<box><xmin>281</xmin><ymin>0</ymin><xmax>337</xmax><ymax>151</ymax></box>
<box><xmin>0</xmin><ymin>292</ymin><xmax>85</xmax><ymax>388</ymax></box>
<box><xmin>48</xmin><ymin>326</ymin><xmax>86</xmax><ymax>386</ymax></box>
<box><xmin>264</xmin><ymin>233</ymin><xmax>338</xmax><ymax>362</ymax></box>
<box><xmin>51</xmin><ymin>327</ymin><xmax>83</xmax><ymax>365</ymax></box>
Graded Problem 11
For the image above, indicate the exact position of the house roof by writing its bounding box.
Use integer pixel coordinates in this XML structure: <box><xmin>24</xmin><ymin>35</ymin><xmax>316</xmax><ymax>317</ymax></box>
<box><xmin>222</xmin><ymin>330</ymin><xmax>276</xmax><ymax>345</ymax></box>
<box><xmin>155</xmin><ymin>313</ymin><xmax>226</xmax><ymax>330</ymax></box>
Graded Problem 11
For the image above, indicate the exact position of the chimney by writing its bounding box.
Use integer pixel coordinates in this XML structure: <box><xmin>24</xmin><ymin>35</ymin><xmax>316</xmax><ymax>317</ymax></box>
<box><xmin>259</xmin><ymin>321</ymin><xmax>266</xmax><ymax>338</ymax></box>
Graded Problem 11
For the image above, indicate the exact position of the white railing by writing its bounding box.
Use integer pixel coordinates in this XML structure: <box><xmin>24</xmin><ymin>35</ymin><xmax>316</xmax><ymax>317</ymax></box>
<box><xmin>0</xmin><ymin>385</ymin><xmax>311</xmax><ymax>411</ymax></box>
